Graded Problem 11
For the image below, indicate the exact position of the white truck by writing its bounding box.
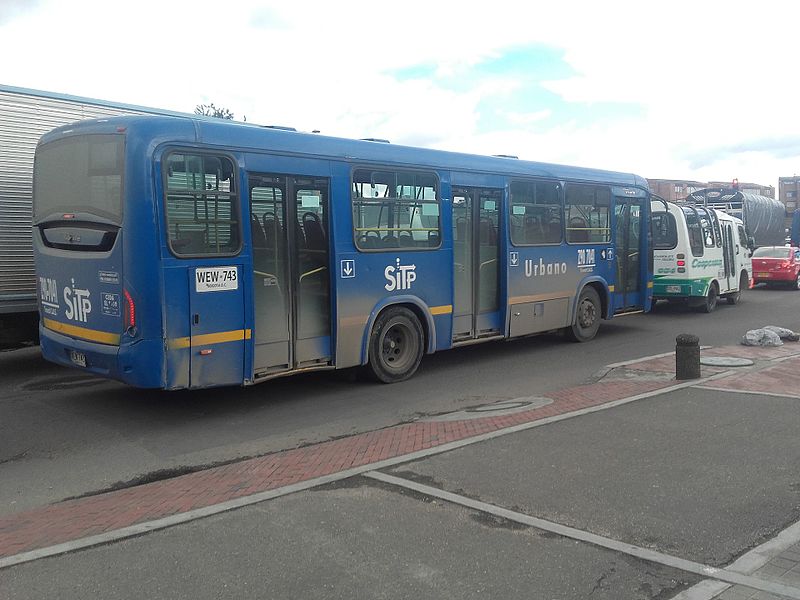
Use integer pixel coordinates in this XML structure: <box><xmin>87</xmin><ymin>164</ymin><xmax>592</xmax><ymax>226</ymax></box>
<box><xmin>0</xmin><ymin>84</ymin><xmax>184</xmax><ymax>345</ymax></box>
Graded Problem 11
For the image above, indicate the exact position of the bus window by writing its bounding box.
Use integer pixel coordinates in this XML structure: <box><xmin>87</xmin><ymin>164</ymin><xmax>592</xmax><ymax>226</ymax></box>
<box><xmin>34</xmin><ymin>134</ymin><xmax>124</xmax><ymax>224</ymax></box>
<box><xmin>681</xmin><ymin>207</ymin><xmax>704</xmax><ymax>257</ymax></box>
<box><xmin>351</xmin><ymin>168</ymin><xmax>440</xmax><ymax>250</ymax></box>
<box><xmin>565</xmin><ymin>184</ymin><xmax>611</xmax><ymax>244</ymax></box>
<box><xmin>651</xmin><ymin>211</ymin><xmax>677</xmax><ymax>250</ymax></box>
<box><xmin>696</xmin><ymin>208</ymin><xmax>716</xmax><ymax>248</ymax></box>
<box><xmin>509</xmin><ymin>180</ymin><xmax>562</xmax><ymax>245</ymax></box>
<box><xmin>164</xmin><ymin>153</ymin><xmax>240</xmax><ymax>256</ymax></box>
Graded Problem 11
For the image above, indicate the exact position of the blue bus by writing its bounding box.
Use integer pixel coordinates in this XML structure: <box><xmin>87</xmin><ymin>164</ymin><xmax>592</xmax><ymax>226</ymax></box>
<box><xmin>32</xmin><ymin>115</ymin><xmax>653</xmax><ymax>389</ymax></box>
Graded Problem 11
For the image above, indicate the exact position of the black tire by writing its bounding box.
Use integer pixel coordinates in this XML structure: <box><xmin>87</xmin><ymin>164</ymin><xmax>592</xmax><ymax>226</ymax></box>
<box><xmin>566</xmin><ymin>287</ymin><xmax>601</xmax><ymax>342</ymax></box>
<box><xmin>794</xmin><ymin>271</ymin><xmax>800</xmax><ymax>291</ymax></box>
<box><xmin>697</xmin><ymin>282</ymin><xmax>718</xmax><ymax>313</ymax></box>
<box><xmin>367</xmin><ymin>306</ymin><xmax>424</xmax><ymax>383</ymax></box>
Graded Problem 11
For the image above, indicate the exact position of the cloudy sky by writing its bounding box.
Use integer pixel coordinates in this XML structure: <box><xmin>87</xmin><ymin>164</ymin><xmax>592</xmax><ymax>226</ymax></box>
<box><xmin>2</xmin><ymin>0</ymin><xmax>798</xmax><ymax>188</ymax></box>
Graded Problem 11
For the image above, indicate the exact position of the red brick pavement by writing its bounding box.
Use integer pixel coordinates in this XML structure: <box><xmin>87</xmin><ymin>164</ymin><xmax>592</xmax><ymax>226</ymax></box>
<box><xmin>698</xmin><ymin>356</ymin><xmax>800</xmax><ymax>398</ymax></box>
<box><xmin>0</xmin><ymin>376</ymin><xmax>675</xmax><ymax>561</ymax></box>
<box><xmin>2</xmin><ymin>345</ymin><xmax>795</xmax><ymax>563</ymax></box>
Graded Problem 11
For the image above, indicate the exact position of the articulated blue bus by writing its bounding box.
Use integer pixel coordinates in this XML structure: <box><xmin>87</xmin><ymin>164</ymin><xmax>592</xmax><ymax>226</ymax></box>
<box><xmin>33</xmin><ymin>115</ymin><xmax>653</xmax><ymax>389</ymax></box>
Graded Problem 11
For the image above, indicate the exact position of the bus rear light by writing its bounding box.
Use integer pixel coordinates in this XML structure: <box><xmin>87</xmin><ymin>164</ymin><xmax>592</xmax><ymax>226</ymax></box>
<box><xmin>62</xmin><ymin>213</ymin><xmax>75</xmax><ymax>219</ymax></box>
<box><xmin>123</xmin><ymin>289</ymin><xmax>136</xmax><ymax>328</ymax></box>
<box><xmin>677</xmin><ymin>260</ymin><xmax>686</xmax><ymax>266</ymax></box>
<box><xmin>677</xmin><ymin>267</ymin><xmax>686</xmax><ymax>273</ymax></box>
<box><xmin>676</xmin><ymin>253</ymin><xmax>685</xmax><ymax>259</ymax></box>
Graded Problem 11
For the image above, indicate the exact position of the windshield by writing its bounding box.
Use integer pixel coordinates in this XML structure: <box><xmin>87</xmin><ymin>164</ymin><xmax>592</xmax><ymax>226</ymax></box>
<box><xmin>34</xmin><ymin>134</ymin><xmax>124</xmax><ymax>224</ymax></box>
<box><xmin>753</xmin><ymin>246</ymin><xmax>791</xmax><ymax>258</ymax></box>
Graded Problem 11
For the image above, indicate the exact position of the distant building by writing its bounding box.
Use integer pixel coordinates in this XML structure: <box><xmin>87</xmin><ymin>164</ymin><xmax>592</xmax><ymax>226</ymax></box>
<box><xmin>779</xmin><ymin>176</ymin><xmax>800</xmax><ymax>216</ymax></box>
<box><xmin>646</xmin><ymin>179</ymin><xmax>706</xmax><ymax>202</ymax></box>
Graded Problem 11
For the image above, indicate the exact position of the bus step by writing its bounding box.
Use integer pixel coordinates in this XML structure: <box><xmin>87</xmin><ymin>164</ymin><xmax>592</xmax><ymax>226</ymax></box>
<box><xmin>613</xmin><ymin>309</ymin><xmax>645</xmax><ymax>317</ymax></box>
<box><xmin>452</xmin><ymin>334</ymin><xmax>505</xmax><ymax>347</ymax></box>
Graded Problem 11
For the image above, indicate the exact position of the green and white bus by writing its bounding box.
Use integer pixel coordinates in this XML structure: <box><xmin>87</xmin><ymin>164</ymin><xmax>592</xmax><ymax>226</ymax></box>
<box><xmin>651</xmin><ymin>201</ymin><xmax>752</xmax><ymax>312</ymax></box>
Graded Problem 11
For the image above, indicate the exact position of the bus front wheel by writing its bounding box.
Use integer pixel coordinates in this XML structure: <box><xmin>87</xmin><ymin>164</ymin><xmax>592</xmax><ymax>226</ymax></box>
<box><xmin>566</xmin><ymin>287</ymin><xmax>601</xmax><ymax>343</ymax></box>
<box><xmin>367</xmin><ymin>306</ymin><xmax>424</xmax><ymax>383</ymax></box>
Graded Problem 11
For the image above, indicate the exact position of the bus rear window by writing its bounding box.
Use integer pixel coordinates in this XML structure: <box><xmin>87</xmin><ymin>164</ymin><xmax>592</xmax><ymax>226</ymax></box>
<box><xmin>34</xmin><ymin>134</ymin><xmax>124</xmax><ymax>224</ymax></box>
<box><xmin>752</xmin><ymin>247</ymin><xmax>791</xmax><ymax>258</ymax></box>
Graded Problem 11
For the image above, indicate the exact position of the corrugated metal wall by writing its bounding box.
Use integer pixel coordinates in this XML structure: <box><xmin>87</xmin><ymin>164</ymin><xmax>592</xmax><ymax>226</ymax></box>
<box><xmin>0</xmin><ymin>89</ymin><xmax>156</xmax><ymax>313</ymax></box>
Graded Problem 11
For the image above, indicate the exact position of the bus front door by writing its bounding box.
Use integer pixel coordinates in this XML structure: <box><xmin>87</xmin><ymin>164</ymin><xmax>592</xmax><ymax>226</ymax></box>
<box><xmin>249</xmin><ymin>174</ymin><xmax>331</xmax><ymax>377</ymax></box>
<box><xmin>613</xmin><ymin>198</ymin><xmax>646</xmax><ymax>311</ymax></box>
<box><xmin>451</xmin><ymin>187</ymin><xmax>502</xmax><ymax>341</ymax></box>
<box><xmin>723</xmin><ymin>222</ymin><xmax>736</xmax><ymax>291</ymax></box>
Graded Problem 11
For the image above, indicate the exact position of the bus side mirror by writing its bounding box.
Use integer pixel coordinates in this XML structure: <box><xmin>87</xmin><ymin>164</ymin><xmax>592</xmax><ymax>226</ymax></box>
<box><xmin>747</xmin><ymin>236</ymin><xmax>756</xmax><ymax>251</ymax></box>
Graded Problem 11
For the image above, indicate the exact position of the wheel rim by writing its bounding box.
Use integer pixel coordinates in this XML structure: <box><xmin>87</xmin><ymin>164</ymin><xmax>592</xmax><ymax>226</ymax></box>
<box><xmin>577</xmin><ymin>297</ymin><xmax>597</xmax><ymax>331</ymax></box>
<box><xmin>380</xmin><ymin>322</ymin><xmax>415</xmax><ymax>372</ymax></box>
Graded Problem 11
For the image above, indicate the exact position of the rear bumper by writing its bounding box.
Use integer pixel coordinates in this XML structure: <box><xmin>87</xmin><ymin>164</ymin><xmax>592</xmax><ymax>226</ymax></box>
<box><xmin>39</xmin><ymin>325</ymin><xmax>164</xmax><ymax>388</ymax></box>
<box><xmin>753</xmin><ymin>272</ymin><xmax>795</xmax><ymax>283</ymax></box>
<box><xmin>653</xmin><ymin>277</ymin><xmax>709</xmax><ymax>299</ymax></box>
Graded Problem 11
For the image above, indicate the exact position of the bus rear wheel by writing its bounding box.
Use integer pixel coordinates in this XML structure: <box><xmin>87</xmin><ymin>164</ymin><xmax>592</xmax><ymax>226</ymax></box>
<box><xmin>727</xmin><ymin>272</ymin><xmax>748</xmax><ymax>304</ymax></box>
<box><xmin>566</xmin><ymin>287</ymin><xmax>601</xmax><ymax>342</ymax></box>
<box><xmin>698</xmin><ymin>282</ymin><xmax>719</xmax><ymax>313</ymax></box>
<box><xmin>367</xmin><ymin>306</ymin><xmax>424</xmax><ymax>383</ymax></box>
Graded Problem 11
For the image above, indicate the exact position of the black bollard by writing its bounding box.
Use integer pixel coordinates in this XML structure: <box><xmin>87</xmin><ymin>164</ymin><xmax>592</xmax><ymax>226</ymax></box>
<box><xmin>675</xmin><ymin>333</ymin><xmax>700</xmax><ymax>380</ymax></box>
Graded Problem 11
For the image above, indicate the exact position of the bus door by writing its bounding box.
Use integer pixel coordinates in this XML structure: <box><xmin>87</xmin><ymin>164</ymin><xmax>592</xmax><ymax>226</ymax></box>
<box><xmin>169</xmin><ymin>152</ymin><xmax>246</xmax><ymax>389</ymax></box>
<box><xmin>722</xmin><ymin>220</ymin><xmax>736</xmax><ymax>290</ymax></box>
<box><xmin>189</xmin><ymin>263</ymin><xmax>246</xmax><ymax>388</ymax></box>
<box><xmin>451</xmin><ymin>187</ymin><xmax>502</xmax><ymax>341</ymax></box>
<box><xmin>249</xmin><ymin>174</ymin><xmax>331</xmax><ymax>376</ymax></box>
<box><xmin>613</xmin><ymin>197</ymin><xmax>646</xmax><ymax>310</ymax></box>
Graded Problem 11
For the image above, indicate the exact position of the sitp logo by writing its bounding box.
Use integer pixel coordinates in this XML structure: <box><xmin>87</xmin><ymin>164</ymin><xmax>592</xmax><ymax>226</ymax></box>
<box><xmin>384</xmin><ymin>258</ymin><xmax>417</xmax><ymax>291</ymax></box>
<box><xmin>64</xmin><ymin>278</ymin><xmax>92</xmax><ymax>323</ymax></box>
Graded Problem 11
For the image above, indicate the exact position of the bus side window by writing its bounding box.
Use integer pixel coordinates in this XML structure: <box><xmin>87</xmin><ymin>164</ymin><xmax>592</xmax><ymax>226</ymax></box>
<box><xmin>351</xmin><ymin>168</ymin><xmax>440</xmax><ymax>251</ymax></box>
<box><xmin>165</xmin><ymin>153</ymin><xmax>240</xmax><ymax>257</ymax></box>
<box><xmin>509</xmin><ymin>180</ymin><xmax>561</xmax><ymax>246</ymax></box>
<box><xmin>564</xmin><ymin>184</ymin><xmax>610</xmax><ymax>244</ymax></box>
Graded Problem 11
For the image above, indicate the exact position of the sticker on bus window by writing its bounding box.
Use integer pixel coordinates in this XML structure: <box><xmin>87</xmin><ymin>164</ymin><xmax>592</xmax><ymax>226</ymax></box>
<box><xmin>484</xmin><ymin>200</ymin><xmax>496</xmax><ymax>211</ymax></box>
<box><xmin>513</xmin><ymin>205</ymin><xmax>526</xmax><ymax>215</ymax></box>
<box><xmin>421</xmin><ymin>204</ymin><xmax>439</xmax><ymax>216</ymax></box>
<box><xmin>300</xmin><ymin>195</ymin><xmax>320</xmax><ymax>208</ymax></box>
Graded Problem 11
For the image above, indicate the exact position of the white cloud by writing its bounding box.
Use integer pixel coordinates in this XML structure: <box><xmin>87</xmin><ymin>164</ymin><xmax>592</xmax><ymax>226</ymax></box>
<box><xmin>2</xmin><ymin>0</ymin><xmax>799</xmax><ymax>188</ymax></box>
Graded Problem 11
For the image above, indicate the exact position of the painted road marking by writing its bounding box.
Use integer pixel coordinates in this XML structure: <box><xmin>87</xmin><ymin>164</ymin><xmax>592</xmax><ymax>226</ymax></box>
<box><xmin>365</xmin><ymin>471</ymin><xmax>800</xmax><ymax>600</ymax></box>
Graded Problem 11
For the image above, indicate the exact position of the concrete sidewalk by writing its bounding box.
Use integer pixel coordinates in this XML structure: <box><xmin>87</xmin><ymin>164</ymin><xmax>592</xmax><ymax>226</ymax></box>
<box><xmin>2</xmin><ymin>342</ymin><xmax>800</xmax><ymax>599</ymax></box>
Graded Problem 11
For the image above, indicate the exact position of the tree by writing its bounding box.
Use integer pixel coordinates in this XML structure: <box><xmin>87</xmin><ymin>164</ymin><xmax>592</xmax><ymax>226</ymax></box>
<box><xmin>194</xmin><ymin>103</ymin><xmax>235</xmax><ymax>120</ymax></box>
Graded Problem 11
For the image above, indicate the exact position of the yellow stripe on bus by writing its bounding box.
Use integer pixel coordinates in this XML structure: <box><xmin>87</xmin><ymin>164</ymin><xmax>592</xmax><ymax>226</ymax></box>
<box><xmin>43</xmin><ymin>318</ymin><xmax>121</xmax><ymax>346</ymax></box>
<box><xmin>168</xmin><ymin>328</ymin><xmax>252</xmax><ymax>350</ymax></box>
<box><xmin>508</xmin><ymin>292</ymin><xmax>572</xmax><ymax>304</ymax></box>
<box><xmin>429</xmin><ymin>305</ymin><xmax>453</xmax><ymax>315</ymax></box>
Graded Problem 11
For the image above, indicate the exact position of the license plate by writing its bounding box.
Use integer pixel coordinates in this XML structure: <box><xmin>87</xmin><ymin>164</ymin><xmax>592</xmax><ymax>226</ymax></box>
<box><xmin>70</xmin><ymin>350</ymin><xmax>86</xmax><ymax>367</ymax></box>
<box><xmin>665</xmin><ymin>285</ymin><xmax>682</xmax><ymax>293</ymax></box>
<box><xmin>756</xmin><ymin>272</ymin><xmax>769</xmax><ymax>278</ymax></box>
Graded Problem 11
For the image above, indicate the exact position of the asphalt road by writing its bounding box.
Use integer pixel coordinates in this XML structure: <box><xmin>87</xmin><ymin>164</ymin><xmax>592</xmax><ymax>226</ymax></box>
<box><xmin>1</xmin><ymin>285</ymin><xmax>799</xmax><ymax>513</ymax></box>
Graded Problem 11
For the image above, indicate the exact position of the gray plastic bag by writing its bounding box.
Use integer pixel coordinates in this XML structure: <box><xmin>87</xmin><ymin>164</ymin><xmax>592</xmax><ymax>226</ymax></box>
<box><xmin>763</xmin><ymin>326</ymin><xmax>800</xmax><ymax>342</ymax></box>
<box><xmin>741</xmin><ymin>328</ymin><xmax>783</xmax><ymax>346</ymax></box>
